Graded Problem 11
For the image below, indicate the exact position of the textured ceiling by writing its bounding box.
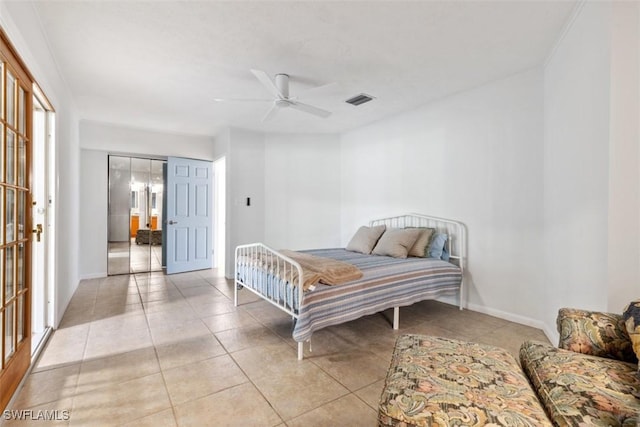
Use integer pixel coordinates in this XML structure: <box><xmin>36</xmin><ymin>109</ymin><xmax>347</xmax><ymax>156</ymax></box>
<box><xmin>32</xmin><ymin>1</ymin><xmax>576</xmax><ymax>136</ymax></box>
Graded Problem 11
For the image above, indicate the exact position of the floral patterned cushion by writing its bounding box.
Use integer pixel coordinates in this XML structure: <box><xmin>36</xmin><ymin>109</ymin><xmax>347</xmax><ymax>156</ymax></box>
<box><xmin>557</xmin><ymin>308</ymin><xmax>636</xmax><ymax>363</ymax></box>
<box><xmin>378</xmin><ymin>335</ymin><xmax>552</xmax><ymax>427</ymax></box>
<box><xmin>520</xmin><ymin>340</ymin><xmax>640</xmax><ymax>427</ymax></box>
<box><xmin>622</xmin><ymin>300</ymin><xmax>640</xmax><ymax>374</ymax></box>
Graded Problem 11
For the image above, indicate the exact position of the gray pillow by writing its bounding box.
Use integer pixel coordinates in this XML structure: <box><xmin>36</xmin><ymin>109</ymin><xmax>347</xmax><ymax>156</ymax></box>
<box><xmin>372</xmin><ymin>228</ymin><xmax>422</xmax><ymax>258</ymax></box>
<box><xmin>345</xmin><ymin>225</ymin><xmax>386</xmax><ymax>254</ymax></box>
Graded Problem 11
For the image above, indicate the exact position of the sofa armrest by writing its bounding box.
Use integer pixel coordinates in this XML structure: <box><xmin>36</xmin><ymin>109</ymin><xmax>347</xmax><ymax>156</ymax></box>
<box><xmin>557</xmin><ymin>308</ymin><xmax>637</xmax><ymax>363</ymax></box>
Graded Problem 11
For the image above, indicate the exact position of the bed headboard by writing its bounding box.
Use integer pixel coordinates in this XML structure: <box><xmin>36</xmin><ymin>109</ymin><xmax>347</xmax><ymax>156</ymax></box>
<box><xmin>369</xmin><ymin>213</ymin><xmax>466</xmax><ymax>268</ymax></box>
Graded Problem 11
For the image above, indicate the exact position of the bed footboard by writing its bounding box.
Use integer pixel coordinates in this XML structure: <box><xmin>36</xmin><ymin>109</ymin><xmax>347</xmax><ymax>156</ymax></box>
<box><xmin>234</xmin><ymin>243</ymin><xmax>305</xmax><ymax>321</ymax></box>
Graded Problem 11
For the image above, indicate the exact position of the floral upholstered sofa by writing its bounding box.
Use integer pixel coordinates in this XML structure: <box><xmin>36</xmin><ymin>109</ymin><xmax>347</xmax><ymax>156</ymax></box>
<box><xmin>378</xmin><ymin>308</ymin><xmax>640</xmax><ymax>426</ymax></box>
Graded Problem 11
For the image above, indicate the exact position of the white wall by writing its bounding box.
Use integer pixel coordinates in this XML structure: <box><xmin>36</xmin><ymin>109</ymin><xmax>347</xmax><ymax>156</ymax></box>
<box><xmin>212</xmin><ymin>129</ymin><xmax>230</xmax><ymax>273</ymax></box>
<box><xmin>543</xmin><ymin>2</ymin><xmax>611</xmax><ymax>326</ymax></box>
<box><xmin>79</xmin><ymin>150</ymin><xmax>108</xmax><ymax>278</ymax></box>
<box><xmin>212</xmin><ymin>128</ymin><xmax>230</xmax><ymax>161</ymax></box>
<box><xmin>221</xmin><ymin>130</ymin><xmax>343</xmax><ymax>276</ymax></box>
<box><xmin>341</xmin><ymin>68</ymin><xmax>545</xmax><ymax>327</ymax></box>
<box><xmin>80</xmin><ymin>120</ymin><xmax>215</xmax><ymax>159</ymax></box>
<box><xmin>607</xmin><ymin>2</ymin><xmax>640</xmax><ymax>313</ymax></box>
<box><xmin>264</xmin><ymin>133</ymin><xmax>342</xmax><ymax>250</ymax></box>
<box><xmin>225</xmin><ymin>128</ymin><xmax>266</xmax><ymax>275</ymax></box>
<box><xmin>542</xmin><ymin>1</ymin><xmax>640</xmax><ymax>341</ymax></box>
<box><xmin>1</xmin><ymin>1</ymin><xmax>81</xmax><ymax>326</ymax></box>
<box><xmin>78</xmin><ymin>121</ymin><xmax>216</xmax><ymax>278</ymax></box>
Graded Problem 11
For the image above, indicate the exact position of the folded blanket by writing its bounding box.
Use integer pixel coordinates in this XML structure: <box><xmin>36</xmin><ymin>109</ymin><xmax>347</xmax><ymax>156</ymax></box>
<box><xmin>279</xmin><ymin>250</ymin><xmax>363</xmax><ymax>290</ymax></box>
<box><xmin>239</xmin><ymin>249</ymin><xmax>363</xmax><ymax>291</ymax></box>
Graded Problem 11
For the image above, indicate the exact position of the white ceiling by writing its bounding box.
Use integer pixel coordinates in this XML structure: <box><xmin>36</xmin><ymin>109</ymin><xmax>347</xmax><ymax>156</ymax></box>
<box><xmin>32</xmin><ymin>1</ymin><xmax>576</xmax><ymax>137</ymax></box>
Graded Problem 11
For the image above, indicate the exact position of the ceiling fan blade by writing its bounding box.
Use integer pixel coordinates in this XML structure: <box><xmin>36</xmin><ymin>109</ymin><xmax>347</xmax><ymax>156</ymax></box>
<box><xmin>262</xmin><ymin>104</ymin><xmax>279</xmax><ymax>122</ymax></box>
<box><xmin>251</xmin><ymin>69</ymin><xmax>283</xmax><ymax>99</ymax></box>
<box><xmin>288</xmin><ymin>101</ymin><xmax>332</xmax><ymax>118</ymax></box>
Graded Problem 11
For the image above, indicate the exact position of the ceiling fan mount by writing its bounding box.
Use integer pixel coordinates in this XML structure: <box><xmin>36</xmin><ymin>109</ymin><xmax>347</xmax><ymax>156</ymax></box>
<box><xmin>274</xmin><ymin>73</ymin><xmax>290</xmax><ymax>98</ymax></box>
<box><xmin>214</xmin><ymin>69</ymin><xmax>333</xmax><ymax>121</ymax></box>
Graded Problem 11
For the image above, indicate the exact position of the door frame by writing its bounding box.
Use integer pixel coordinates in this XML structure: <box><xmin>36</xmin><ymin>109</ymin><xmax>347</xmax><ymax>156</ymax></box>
<box><xmin>212</xmin><ymin>156</ymin><xmax>226</xmax><ymax>274</ymax></box>
<box><xmin>30</xmin><ymin>84</ymin><xmax>55</xmax><ymax>358</ymax></box>
<box><xmin>0</xmin><ymin>27</ymin><xmax>34</xmax><ymax>412</ymax></box>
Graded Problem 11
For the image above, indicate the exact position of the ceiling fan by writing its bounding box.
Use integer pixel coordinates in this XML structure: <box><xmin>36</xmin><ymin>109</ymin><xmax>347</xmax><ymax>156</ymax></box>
<box><xmin>214</xmin><ymin>69</ymin><xmax>333</xmax><ymax>121</ymax></box>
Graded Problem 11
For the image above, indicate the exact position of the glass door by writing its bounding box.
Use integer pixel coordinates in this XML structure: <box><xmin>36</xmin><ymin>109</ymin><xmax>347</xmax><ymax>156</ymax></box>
<box><xmin>107</xmin><ymin>156</ymin><xmax>131</xmax><ymax>275</ymax></box>
<box><xmin>108</xmin><ymin>156</ymin><xmax>165</xmax><ymax>275</ymax></box>
<box><xmin>0</xmin><ymin>32</ymin><xmax>33</xmax><ymax>412</ymax></box>
<box><xmin>130</xmin><ymin>157</ymin><xmax>150</xmax><ymax>273</ymax></box>
<box><xmin>149</xmin><ymin>159</ymin><xmax>164</xmax><ymax>271</ymax></box>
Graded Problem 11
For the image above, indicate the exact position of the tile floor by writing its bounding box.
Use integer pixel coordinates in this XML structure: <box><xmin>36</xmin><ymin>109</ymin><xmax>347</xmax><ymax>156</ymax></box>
<box><xmin>4</xmin><ymin>270</ymin><xmax>550</xmax><ymax>427</ymax></box>
<box><xmin>107</xmin><ymin>240</ymin><xmax>163</xmax><ymax>275</ymax></box>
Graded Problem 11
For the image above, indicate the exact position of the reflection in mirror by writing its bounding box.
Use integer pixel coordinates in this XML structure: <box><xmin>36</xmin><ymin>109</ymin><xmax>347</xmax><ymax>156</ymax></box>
<box><xmin>150</xmin><ymin>159</ymin><xmax>164</xmax><ymax>270</ymax></box>
<box><xmin>107</xmin><ymin>156</ymin><xmax>131</xmax><ymax>275</ymax></box>
<box><xmin>130</xmin><ymin>158</ymin><xmax>150</xmax><ymax>273</ymax></box>
<box><xmin>108</xmin><ymin>156</ymin><xmax>166</xmax><ymax>275</ymax></box>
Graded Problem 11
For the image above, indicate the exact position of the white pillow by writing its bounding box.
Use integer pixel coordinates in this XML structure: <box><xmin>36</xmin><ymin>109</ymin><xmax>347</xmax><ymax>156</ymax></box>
<box><xmin>345</xmin><ymin>225</ymin><xmax>386</xmax><ymax>254</ymax></box>
<box><xmin>372</xmin><ymin>228</ymin><xmax>422</xmax><ymax>258</ymax></box>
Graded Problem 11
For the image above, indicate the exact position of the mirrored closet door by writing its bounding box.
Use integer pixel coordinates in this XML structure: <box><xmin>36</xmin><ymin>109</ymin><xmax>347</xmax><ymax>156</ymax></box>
<box><xmin>108</xmin><ymin>156</ymin><xmax>166</xmax><ymax>275</ymax></box>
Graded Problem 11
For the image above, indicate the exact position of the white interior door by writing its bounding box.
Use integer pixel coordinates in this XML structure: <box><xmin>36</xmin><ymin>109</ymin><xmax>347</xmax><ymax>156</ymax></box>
<box><xmin>166</xmin><ymin>156</ymin><xmax>213</xmax><ymax>274</ymax></box>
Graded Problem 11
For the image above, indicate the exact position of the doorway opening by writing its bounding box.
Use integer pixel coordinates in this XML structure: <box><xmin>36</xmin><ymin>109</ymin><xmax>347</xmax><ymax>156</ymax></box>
<box><xmin>31</xmin><ymin>86</ymin><xmax>55</xmax><ymax>357</ymax></box>
<box><xmin>107</xmin><ymin>156</ymin><xmax>166</xmax><ymax>275</ymax></box>
<box><xmin>213</xmin><ymin>157</ymin><xmax>226</xmax><ymax>275</ymax></box>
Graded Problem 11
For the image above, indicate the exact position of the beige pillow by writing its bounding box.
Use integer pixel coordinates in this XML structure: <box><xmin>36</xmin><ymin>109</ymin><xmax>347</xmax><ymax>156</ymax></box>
<box><xmin>372</xmin><ymin>228</ymin><xmax>422</xmax><ymax>258</ymax></box>
<box><xmin>408</xmin><ymin>227</ymin><xmax>436</xmax><ymax>258</ymax></box>
<box><xmin>345</xmin><ymin>225</ymin><xmax>386</xmax><ymax>254</ymax></box>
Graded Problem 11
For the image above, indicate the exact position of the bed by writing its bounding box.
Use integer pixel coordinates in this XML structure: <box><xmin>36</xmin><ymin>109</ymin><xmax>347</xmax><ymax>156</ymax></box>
<box><xmin>234</xmin><ymin>213</ymin><xmax>466</xmax><ymax>360</ymax></box>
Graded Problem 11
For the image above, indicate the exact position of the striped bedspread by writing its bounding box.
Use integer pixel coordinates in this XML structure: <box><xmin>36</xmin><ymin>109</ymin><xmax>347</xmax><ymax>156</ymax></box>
<box><xmin>292</xmin><ymin>248</ymin><xmax>462</xmax><ymax>342</ymax></box>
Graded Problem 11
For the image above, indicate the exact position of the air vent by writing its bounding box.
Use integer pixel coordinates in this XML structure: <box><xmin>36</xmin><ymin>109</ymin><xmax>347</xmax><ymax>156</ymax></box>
<box><xmin>345</xmin><ymin>93</ymin><xmax>375</xmax><ymax>106</ymax></box>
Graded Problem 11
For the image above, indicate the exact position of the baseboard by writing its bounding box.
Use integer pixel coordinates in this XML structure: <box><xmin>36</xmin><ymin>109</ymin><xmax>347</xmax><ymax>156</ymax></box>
<box><xmin>465</xmin><ymin>302</ymin><xmax>543</xmax><ymax>329</ymax></box>
<box><xmin>78</xmin><ymin>272</ymin><xmax>107</xmax><ymax>280</ymax></box>
<box><xmin>436</xmin><ymin>294</ymin><xmax>460</xmax><ymax>308</ymax></box>
<box><xmin>461</xmin><ymin>301</ymin><xmax>558</xmax><ymax>345</ymax></box>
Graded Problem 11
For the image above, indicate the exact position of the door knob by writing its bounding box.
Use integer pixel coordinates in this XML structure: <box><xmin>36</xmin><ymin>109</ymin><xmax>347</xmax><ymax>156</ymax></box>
<box><xmin>32</xmin><ymin>223</ymin><xmax>43</xmax><ymax>242</ymax></box>
<box><xmin>168</xmin><ymin>220</ymin><xmax>178</xmax><ymax>225</ymax></box>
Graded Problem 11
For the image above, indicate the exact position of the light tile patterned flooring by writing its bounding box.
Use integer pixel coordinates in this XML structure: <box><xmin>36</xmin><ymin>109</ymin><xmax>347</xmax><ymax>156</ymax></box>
<box><xmin>107</xmin><ymin>240</ymin><xmax>163</xmax><ymax>275</ymax></box>
<box><xmin>5</xmin><ymin>270</ymin><xmax>550</xmax><ymax>426</ymax></box>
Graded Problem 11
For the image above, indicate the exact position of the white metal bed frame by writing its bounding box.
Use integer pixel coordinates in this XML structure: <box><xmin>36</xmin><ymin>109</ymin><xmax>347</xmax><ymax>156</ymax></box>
<box><xmin>234</xmin><ymin>213</ymin><xmax>466</xmax><ymax>360</ymax></box>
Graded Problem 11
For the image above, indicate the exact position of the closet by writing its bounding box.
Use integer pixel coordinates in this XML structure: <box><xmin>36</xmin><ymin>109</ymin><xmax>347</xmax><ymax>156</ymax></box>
<box><xmin>107</xmin><ymin>156</ymin><xmax>166</xmax><ymax>274</ymax></box>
